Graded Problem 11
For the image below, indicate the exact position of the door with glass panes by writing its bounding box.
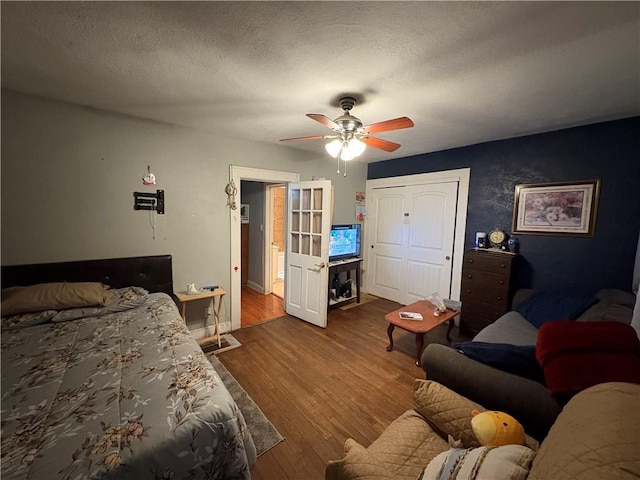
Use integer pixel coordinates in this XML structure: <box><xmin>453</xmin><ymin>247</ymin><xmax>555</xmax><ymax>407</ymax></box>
<box><xmin>285</xmin><ymin>180</ymin><xmax>331</xmax><ymax>327</ymax></box>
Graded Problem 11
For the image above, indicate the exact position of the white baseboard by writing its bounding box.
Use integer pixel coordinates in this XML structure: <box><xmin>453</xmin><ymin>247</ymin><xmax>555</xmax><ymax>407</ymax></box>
<box><xmin>190</xmin><ymin>321</ymin><xmax>231</xmax><ymax>341</ymax></box>
<box><xmin>247</xmin><ymin>280</ymin><xmax>264</xmax><ymax>293</ymax></box>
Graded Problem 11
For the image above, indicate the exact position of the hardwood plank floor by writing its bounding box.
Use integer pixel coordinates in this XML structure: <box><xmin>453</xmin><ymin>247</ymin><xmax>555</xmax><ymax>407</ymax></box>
<box><xmin>241</xmin><ymin>285</ymin><xmax>286</xmax><ymax>327</ymax></box>
<box><xmin>218</xmin><ymin>297</ymin><xmax>471</xmax><ymax>479</ymax></box>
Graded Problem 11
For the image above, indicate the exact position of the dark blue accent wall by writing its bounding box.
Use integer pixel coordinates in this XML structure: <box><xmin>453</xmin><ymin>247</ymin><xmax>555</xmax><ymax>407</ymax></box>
<box><xmin>368</xmin><ymin>117</ymin><xmax>640</xmax><ymax>294</ymax></box>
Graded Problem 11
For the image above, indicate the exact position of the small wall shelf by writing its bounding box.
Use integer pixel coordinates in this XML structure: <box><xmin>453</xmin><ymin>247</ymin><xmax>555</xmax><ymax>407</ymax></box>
<box><xmin>134</xmin><ymin>190</ymin><xmax>165</xmax><ymax>214</ymax></box>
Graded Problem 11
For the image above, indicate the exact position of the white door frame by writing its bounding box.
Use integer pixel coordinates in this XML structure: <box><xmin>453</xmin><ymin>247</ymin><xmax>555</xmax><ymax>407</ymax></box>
<box><xmin>229</xmin><ymin>166</ymin><xmax>300</xmax><ymax>331</ymax></box>
<box><xmin>364</xmin><ymin>168</ymin><xmax>470</xmax><ymax>301</ymax></box>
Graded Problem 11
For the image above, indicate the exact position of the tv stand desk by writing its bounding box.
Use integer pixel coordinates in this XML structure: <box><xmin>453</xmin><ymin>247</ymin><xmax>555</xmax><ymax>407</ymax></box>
<box><xmin>328</xmin><ymin>257</ymin><xmax>363</xmax><ymax>309</ymax></box>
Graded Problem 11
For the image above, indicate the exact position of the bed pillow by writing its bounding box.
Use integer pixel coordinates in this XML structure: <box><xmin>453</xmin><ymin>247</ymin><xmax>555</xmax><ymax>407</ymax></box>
<box><xmin>1</xmin><ymin>282</ymin><xmax>115</xmax><ymax>316</ymax></box>
<box><xmin>1</xmin><ymin>310</ymin><xmax>58</xmax><ymax>329</ymax></box>
<box><xmin>455</xmin><ymin>342</ymin><xmax>545</xmax><ymax>383</ymax></box>
<box><xmin>51</xmin><ymin>287</ymin><xmax>149</xmax><ymax>322</ymax></box>
<box><xmin>421</xmin><ymin>445</ymin><xmax>536</xmax><ymax>480</ymax></box>
<box><xmin>516</xmin><ymin>291</ymin><xmax>598</xmax><ymax>328</ymax></box>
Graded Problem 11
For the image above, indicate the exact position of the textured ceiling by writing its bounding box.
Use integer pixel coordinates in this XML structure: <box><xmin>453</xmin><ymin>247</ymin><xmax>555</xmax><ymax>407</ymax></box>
<box><xmin>2</xmin><ymin>1</ymin><xmax>639</xmax><ymax>163</ymax></box>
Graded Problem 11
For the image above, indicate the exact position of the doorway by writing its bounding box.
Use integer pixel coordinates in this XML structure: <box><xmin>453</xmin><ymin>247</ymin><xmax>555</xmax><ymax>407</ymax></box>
<box><xmin>269</xmin><ymin>185</ymin><xmax>286</xmax><ymax>299</ymax></box>
<box><xmin>229</xmin><ymin>166</ymin><xmax>300</xmax><ymax>331</ymax></box>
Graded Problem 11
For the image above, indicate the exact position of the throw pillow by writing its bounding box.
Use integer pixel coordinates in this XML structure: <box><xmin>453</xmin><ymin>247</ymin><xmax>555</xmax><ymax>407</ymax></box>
<box><xmin>421</xmin><ymin>445</ymin><xmax>536</xmax><ymax>480</ymax></box>
<box><xmin>454</xmin><ymin>342</ymin><xmax>545</xmax><ymax>383</ymax></box>
<box><xmin>413</xmin><ymin>380</ymin><xmax>484</xmax><ymax>448</ymax></box>
<box><xmin>516</xmin><ymin>291</ymin><xmax>598</xmax><ymax>328</ymax></box>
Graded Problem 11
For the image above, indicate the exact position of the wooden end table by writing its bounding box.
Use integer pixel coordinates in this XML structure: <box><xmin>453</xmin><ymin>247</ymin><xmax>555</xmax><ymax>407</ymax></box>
<box><xmin>174</xmin><ymin>288</ymin><xmax>226</xmax><ymax>348</ymax></box>
<box><xmin>385</xmin><ymin>300</ymin><xmax>459</xmax><ymax>367</ymax></box>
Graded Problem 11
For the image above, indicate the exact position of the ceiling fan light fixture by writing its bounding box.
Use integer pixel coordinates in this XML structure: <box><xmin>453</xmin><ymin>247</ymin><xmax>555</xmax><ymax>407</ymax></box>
<box><xmin>347</xmin><ymin>137</ymin><xmax>366</xmax><ymax>157</ymax></box>
<box><xmin>325</xmin><ymin>136</ymin><xmax>366</xmax><ymax>161</ymax></box>
<box><xmin>325</xmin><ymin>138</ymin><xmax>343</xmax><ymax>158</ymax></box>
<box><xmin>340</xmin><ymin>146</ymin><xmax>356</xmax><ymax>161</ymax></box>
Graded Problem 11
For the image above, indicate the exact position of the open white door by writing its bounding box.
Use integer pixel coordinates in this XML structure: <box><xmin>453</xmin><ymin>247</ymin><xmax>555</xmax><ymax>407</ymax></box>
<box><xmin>285</xmin><ymin>180</ymin><xmax>332</xmax><ymax>328</ymax></box>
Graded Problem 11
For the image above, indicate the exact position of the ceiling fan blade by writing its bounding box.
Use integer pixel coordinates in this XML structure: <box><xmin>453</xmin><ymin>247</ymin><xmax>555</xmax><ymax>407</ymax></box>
<box><xmin>280</xmin><ymin>135</ymin><xmax>326</xmax><ymax>142</ymax></box>
<box><xmin>363</xmin><ymin>116</ymin><xmax>414</xmax><ymax>134</ymax></box>
<box><xmin>307</xmin><ymin>113</ymin><xmax>342</xmax><ymax>131</ymax></box>
<box><xmin>362</xmin><ymin>136</ymin><xmax>401</xmax><ymax>152</ymax></box>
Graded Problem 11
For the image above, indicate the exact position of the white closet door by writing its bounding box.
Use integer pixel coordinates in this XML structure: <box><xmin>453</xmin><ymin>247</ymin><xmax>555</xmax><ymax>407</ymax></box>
<box><xmin>368</xmin><ymin>181</ymin><xmax>458</xmax><ymax>305</ymax></box>
<box><xmin>368</xmin><ymin>187</ymin><xmax>407</xmax><ymax>304</ymax></box>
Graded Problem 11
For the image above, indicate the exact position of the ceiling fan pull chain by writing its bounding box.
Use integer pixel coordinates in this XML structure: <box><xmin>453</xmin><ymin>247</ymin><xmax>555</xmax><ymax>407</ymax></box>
<box><xmin>336</xmin><ymin>155</ymin><xmax>340</xmax><ymax>174</ymax></box>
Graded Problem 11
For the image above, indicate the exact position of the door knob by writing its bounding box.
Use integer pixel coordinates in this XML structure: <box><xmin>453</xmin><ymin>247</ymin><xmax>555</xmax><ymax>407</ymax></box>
<box><xmin>445</xmin><ymin>256</ymin><xmax>451</xmax><ymax>260</ymax></box>
<box><xmin>314</xmin><ymin>262</ymin><xmax>326</xmax><ymax>269</ymax></box>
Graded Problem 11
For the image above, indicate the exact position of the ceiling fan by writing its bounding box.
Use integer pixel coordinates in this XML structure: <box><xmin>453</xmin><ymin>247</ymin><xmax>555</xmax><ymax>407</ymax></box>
<box><xmin>280</xmin><ymin>96</ymin><xmax>414</xmax><ymax>176</ymax></box>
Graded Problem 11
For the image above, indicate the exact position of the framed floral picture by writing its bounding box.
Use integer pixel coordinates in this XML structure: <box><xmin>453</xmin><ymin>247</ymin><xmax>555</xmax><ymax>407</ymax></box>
<box><xmin>512</xmin><ymin>179</ymin><xmax>600</xmax><ymax>236</ymax></box>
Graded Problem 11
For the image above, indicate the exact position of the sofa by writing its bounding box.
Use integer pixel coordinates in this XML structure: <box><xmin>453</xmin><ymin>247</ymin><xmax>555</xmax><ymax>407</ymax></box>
<box><xmin>420</xmin><ymin>288</ymin><xmax>637</xmax><ymax>440</ymax></box>
<box><xmin>325</xmin><ymin>379</ymin><xmax>640</xmax><ymax>480</ymax></box>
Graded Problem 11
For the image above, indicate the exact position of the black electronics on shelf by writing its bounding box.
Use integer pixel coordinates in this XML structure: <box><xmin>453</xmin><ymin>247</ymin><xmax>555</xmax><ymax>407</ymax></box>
<box><xmin>134</xmin><ymin>190</ymin><xmax>164</xmax><ymax>214</ymax></box>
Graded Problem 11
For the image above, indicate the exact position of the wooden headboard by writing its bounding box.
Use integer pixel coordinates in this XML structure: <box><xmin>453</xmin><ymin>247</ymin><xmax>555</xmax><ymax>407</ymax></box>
<box><xmin>1</xmin><ymin>255</ymin><xmax>174</xmax><ymax>296</ymax></box>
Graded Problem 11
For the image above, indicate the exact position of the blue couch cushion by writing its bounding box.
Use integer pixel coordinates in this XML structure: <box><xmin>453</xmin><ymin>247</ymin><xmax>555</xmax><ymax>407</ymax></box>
<box><xmin>516</xmin><ymin>291</ymin><xmax>598</xmax><ymax>328</ymax></box>
<box><xmin>454</xmin><ymin>342</ymin><xmax>545</xmax><ymax>383</ymax></box>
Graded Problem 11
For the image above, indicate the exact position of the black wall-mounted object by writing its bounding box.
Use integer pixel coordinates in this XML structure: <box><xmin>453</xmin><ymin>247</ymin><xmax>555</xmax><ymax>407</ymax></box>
<box><xmin>134</xmin><ymin>190</ymin><xmax>164</xmax><ymax>214</ymax></box>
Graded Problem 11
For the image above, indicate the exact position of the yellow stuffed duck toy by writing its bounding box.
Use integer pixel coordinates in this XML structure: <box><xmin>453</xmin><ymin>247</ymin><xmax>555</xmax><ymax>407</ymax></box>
<box><xmin>471</xmin><ymin>410</ymin><xmax>525</xmax><ymax>447</ymax></box>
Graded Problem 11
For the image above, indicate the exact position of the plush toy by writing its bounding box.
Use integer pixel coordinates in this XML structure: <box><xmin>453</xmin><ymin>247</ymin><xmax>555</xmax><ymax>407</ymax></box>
<box><xmin>471</xmin><ymin>410</ymin><xmax>525</xmax><ymax>447</ymax></box>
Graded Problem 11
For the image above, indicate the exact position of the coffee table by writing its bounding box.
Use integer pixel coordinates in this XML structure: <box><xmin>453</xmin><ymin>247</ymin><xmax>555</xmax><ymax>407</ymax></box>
<box><xmin>385</xmin><ymin>300</ymin><xmax>459</xmax><ymax>367</ymax></box>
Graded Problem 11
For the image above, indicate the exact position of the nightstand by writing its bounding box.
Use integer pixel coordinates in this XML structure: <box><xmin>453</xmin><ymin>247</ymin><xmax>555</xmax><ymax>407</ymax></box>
<box><xmin>174</xmin><ymin>288</ymin><xmax>226</xmax><ymax>347</ymax></box>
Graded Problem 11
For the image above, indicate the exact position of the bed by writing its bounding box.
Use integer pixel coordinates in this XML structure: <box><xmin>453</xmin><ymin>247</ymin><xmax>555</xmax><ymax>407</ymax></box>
<box><xmin>1</xmin><ymin>255</ymin><xmax>256</xmax><ymax>480</ymax></box>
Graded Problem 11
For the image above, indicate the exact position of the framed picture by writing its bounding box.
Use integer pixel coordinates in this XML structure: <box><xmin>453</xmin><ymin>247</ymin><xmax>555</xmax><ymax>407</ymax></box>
<box><xmin>240</xmin><ymin>204</ymin><xmax>249</xmax><ymax>224</ymax></box>
<box><xmin>512</xmin><ymin>180</ymin><xmax>600</xmax><ymax>237</ymax></box>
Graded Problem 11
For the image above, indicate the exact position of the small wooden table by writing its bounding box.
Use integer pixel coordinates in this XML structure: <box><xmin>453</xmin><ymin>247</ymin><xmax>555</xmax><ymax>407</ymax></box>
<box><xmin>174</xmin><ymin>288</ymin><xmax>226</xmax><ymax>348</ymax></box>
<box><xmin>385</xmin><ymin>300</ymin><xmax>459</xmax><ymax>367</ymax></box>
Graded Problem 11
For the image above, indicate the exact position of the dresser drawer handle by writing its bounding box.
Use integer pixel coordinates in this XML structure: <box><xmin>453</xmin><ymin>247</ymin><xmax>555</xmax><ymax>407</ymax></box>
<box><xmin>467</xmin><ymin>274</ymin><xmax>473</xmax><ymax>279</ymax></box>
<box><xmin>466</xmin><ymin>289</ymin><xmax>471</xmax><ymax>293</ymax></box>
<box><xmin>496</xmin><ymin>296</ymin><xmax>502</xmax><ymax>301</ymax></box>
<box><xmin>500</xmin><ymin>264</ymin><xmax>506</xmax><ymax>269</ymax></box>
<box><xmin>469</xmin><ymin>259</ymin><xmax>474</xmax><ymax>264</ymax></box>
<box><xmin>499</xmin><ymin>280</ymin><xmax>504</xmax><ymax>285</ymax></box>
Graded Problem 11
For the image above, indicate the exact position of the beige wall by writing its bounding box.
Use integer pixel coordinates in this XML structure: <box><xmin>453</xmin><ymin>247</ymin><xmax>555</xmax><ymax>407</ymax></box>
<box><xmin>1</xmin><ymin>89</ymin><xmax>367</xmax><ymax>326</ymax></box>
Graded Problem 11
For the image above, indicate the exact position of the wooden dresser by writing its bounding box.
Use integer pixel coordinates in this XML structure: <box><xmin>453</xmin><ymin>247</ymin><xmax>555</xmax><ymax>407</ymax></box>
<box><xmin>460</xmin><ymin>249</ymin><xmax>519</xmax><ymax>337</ymax></box>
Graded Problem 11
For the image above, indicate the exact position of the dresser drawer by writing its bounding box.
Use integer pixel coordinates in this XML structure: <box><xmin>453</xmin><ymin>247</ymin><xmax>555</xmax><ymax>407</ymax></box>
<box><xmin>462</xmin><ymin>298</ymin><xmax>509</xmax><ymax>321</ymax></box>
<box><xmin>464</xmin><ymin>252</ymin><xmax>513</xmax><ymax>274</ymax></box>
<box><xmin>462</xmin><ymin>269</ymin><xmax>510</xmax><ymax>289</ymax></box>
<box><xmin>461</xmin><ymin>282</ymin><xmax>510</xmax><ymax>307</ymax></box>
<box><xmin>460</xmin><ymin>313</ymin><xmax>496</xmax><ymax>337</ymax></box>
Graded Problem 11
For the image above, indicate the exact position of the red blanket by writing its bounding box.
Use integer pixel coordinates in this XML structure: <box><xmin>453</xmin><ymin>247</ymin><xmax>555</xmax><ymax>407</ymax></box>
<box><xmin>536</xmin><ymin>320</ymin><xmax>640</xmax><ymax>398</ymax></box>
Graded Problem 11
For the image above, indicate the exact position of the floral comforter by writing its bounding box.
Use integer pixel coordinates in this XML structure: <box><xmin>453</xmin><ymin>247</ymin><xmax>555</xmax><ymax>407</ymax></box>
<box><xmin>1</xmin><ymin>293</ymin><xmax>256</xmax><ymax>480</ymax></box>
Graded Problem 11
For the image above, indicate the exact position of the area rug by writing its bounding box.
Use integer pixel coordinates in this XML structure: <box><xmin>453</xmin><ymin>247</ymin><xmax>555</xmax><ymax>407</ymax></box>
<box><xmin>339</xmin><ymin>292</ymin><xmax>379</xmax><ymax>310</ymax></box>
<box><xmin>200</xmin><ymin>333</ymin><xmax>242</xmax><ymax>354</ymax></box>
<box><xmin>206</xmin><ymin>353</ymin><xmax>285</xmax><ymax>456</ymax></box>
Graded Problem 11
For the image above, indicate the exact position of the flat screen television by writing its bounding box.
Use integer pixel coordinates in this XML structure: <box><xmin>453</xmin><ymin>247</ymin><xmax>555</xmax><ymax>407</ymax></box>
<box><xmin>329</xmin><ymin>224</ymin><xmax>361</xmax><ymax>261</ymax></box>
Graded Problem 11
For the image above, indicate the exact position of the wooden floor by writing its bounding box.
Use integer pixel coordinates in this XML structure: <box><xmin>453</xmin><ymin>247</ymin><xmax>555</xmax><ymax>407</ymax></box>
<box><xmin>218</xmin><ymin>297</ymin><xmax>471</xmax><ymax>480</ymax></box>
<box><xmin>241</xmin><ymin>285</ymin><xmax>286</xmax><ymax>327</ymax></box>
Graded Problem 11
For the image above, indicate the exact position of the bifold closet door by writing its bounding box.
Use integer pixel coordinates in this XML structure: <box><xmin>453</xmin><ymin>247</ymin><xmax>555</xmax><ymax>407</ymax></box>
<box><xmin>368</xmin><ymin>182</ymin><xmax>458</xmax><ymax>305</ymax></box>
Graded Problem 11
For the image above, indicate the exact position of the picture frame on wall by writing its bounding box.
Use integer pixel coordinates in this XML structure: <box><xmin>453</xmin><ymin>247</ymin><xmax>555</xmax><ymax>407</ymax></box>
<box><xmin>512</xmin><ymin>179</ymin><xmax>600</xmax><ymax>237</ymax></box>
<box><xmin>240</xmin><ymin>204</ymin><xmax>249</xmax><ymax>224</ymax></box>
